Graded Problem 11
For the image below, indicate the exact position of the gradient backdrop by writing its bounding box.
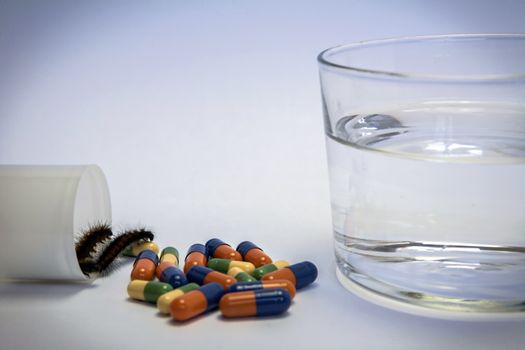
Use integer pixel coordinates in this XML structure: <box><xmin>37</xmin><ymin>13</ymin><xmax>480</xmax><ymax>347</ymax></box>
<box><xmin>1</xmin><ymin>1</ymin><xmax>524</xmax><ymax>349</ymax></box>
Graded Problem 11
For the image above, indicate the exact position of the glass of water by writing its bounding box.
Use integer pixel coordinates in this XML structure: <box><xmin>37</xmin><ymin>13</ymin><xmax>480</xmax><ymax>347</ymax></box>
<box><xmin>318</xmin><ymin>34</ymin><xmax>525</xmax><ymax>316</ymax></box>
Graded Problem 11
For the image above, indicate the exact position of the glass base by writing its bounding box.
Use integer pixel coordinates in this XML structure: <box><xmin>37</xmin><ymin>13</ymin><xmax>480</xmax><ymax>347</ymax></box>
<box><xmin>336</xmin><ymin>264</ymin><xmax>525</xmax><ymax>321</ymax></box>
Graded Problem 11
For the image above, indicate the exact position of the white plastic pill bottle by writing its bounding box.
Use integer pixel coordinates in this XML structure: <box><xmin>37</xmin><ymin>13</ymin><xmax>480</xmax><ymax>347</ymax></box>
<box><xmin>0</xmin><ymin>165</ymin><xmax>111</xmax><ymax>281</ymax></box>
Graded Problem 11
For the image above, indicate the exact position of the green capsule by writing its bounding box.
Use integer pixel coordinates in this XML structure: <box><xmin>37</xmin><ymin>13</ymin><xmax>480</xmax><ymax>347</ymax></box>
<box><xmin>227</xmin><ymin>267</ymin><xmax>257</xmax><ymax>282</ymax></box>
<box><xmin>207</xmin><ymin>258</ymin><xmax>255</xmax><ymax>274</ymax></box>
<box><xmin>127</xmin><ymin>280</ymin><xmax>173</xmax><ymax>303</ymax></box>
<box><xmin>252</xmin><ymin>260</ymin><xmax>289</xmax><ymax>279</ymax></box>
<box><xmin>160</xmin><ymin>246</ymin><xmax>179</xmax><ymax>265</ymax></box>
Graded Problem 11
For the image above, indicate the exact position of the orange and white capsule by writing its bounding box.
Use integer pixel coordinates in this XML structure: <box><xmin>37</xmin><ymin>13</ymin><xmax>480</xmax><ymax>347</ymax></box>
<box><xmin>130</xmin><ymin>249</ymin><xmax>158</xmax><ymax>281</ymax></box>
<box><xmin>219</xmin><ymin>288</ymin><xmax>291</xmax><ymax>318</ymax></box>
<box><xmin>206</xmin><ymin>238</ymin><xmax>242</xmax><ymax>260</ymax></box>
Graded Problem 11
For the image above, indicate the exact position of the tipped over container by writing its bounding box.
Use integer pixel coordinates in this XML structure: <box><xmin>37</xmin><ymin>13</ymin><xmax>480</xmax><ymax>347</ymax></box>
<box><xmin>0</xmin><ymin>165</ymin><xmax>111</xmax><ymax>281</ymax></box>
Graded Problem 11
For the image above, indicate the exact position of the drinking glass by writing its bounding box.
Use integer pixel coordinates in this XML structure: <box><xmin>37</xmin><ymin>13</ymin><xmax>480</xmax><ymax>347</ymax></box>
<box><xmin>318</xmin><ymin>34</ymin><xmax>525</xmax><ymax>317</ymax></box>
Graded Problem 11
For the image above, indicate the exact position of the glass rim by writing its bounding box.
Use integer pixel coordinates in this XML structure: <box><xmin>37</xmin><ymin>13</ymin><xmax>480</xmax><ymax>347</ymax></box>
<box><xmin>317</xmin><ymin>33</ymin><xmax>525</xmax><ymax>82</ymax></box>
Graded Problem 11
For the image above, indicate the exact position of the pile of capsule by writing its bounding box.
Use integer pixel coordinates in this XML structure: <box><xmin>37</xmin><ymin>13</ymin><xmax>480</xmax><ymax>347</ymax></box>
<box><xmin>126</xmin><ymin>238</ymin><xmax>318</xmax><ymax>321</ymax></box>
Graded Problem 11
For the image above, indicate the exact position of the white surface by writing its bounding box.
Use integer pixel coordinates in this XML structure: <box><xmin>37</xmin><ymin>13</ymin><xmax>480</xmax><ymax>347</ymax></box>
<box><xmin>1</xmin><ymin>1</ymin><xmax>525</xmax><ymax>349</ymax></box>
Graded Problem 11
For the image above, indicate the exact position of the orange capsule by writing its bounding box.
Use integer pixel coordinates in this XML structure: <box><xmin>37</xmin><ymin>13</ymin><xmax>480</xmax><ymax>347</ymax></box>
<box><xmin>261</xmin><ymin>261</ymin><xmax>318</xmax><ymax>290</ymax></box>
<box><xmin>206</xmin><ymin>238</ymin><xmax>242</xmax><ymax>260</ymax></box>
<box><xmin>155</xmin><ymin>261</ymin><xmax>173</xmax><ymax>279</ymax></box>
<box><xmin>184</xmin><ymin>244</ymin><xmax>208</xmax><ymax>273</ymax></box>
<box><xmin>228</xmin><ymin>279</ymin><xmax>296</xmax><ymax>299</ymax></box>
<box><xmin>219</xmin><ymin>289</ymin><xmax>291</xmax><ymax>318</ymax></box>
<box><xmin>170</xmin><ymin>283</ymin><xmax>224</xmax><ymax>321</ymax></box>
<box><xmin>187</xmin><ymin>266</ymin><xmax>237</xmax><ymax>289</ymax></box>
<box><xmin>130</xmin><ymin>250</ymin><xmax>158</xmax><ymax>281</ymax></box>
<box><xmin>236</xmin><ymin>241</ymin><xmax>273</xmax><ymax>267</ymax></box>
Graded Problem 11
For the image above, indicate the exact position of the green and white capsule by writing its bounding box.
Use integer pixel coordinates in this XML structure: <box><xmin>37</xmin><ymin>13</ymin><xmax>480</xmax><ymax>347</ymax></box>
<box><xmin>207</xmin><ymin>258</ymin><xmax>255</xmax><ymax>274</ymax></box>
<box><xmin>252</xmin><ymin>260</ymin><xmax>289</xmax><ymax>279</ymax></box>
<box><xmin>127</xmin><ymin>280</ymin><xmax>173</xmax><ymax>303</ymax></box>
<box><xmin>157</xmin><ymin>283</ymin><xmax>200</xmax><ymax>314</ymax></box>
<box><xmin>228</xmin><ymin>267</ymin><xmax>257</xmax><ymax>282</ymax></box>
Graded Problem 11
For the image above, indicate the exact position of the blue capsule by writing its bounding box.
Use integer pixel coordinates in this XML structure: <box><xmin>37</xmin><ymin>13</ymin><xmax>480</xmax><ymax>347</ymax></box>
<box><xmin>130</xmin><ymin>249</ymin><xmax>159</xmax><ymax>280</ymax></box>
<box><xmin>261</xmin><ymin>261</ymin><xmax>318</xmax><ymax>290</ymax></box>
<box><xmin>159</xmin><ymin>265</ymin><xmax>188</xmax><ymax>288</ymax></box>
<box><xmin>184</xmin><ymin>243</ymin><xmax>208</xmax><ymax>273</ymax></box>
<box><xmin>170</xmin><ymin>283</ymin><xmax>225</xmax><ymax>321</ymax></box>
<box><xmin>219</xmin><ymin>288</ymin><xmax>291</xmax><ymax>317</ymax></box>
<box><xmin>205</xmin><ymin>238</ymin><xmax>242</xmax><ymax>260</ymax></box>
<box><xmin>228</xmin><ymin>279</ymin><xmax>296</xmax><ymax>298</ymax></box>
<box><xmin>187</xmin><ymin>265</ymin><xmax>237</xmax><ymax>289</ymax></box>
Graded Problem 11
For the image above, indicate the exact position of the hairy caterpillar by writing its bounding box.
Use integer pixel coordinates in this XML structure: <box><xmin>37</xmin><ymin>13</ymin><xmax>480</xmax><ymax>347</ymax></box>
<box><xmin>76</xmin><ymin>226</ymin><xmax>154</xmax><ymax>278</ymax></box>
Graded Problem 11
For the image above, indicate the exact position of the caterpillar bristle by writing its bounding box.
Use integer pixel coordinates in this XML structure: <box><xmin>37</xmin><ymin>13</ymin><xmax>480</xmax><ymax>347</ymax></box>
<box><xmin>96</xmin><ymin>257</ymin><xmax>132</xmax><ymax>278</ymax></box>
<box><xmin>78</xmin><ymin>260</ymin><xmax>101</xmax><ymax>278</ymax></box>
<box><xmin>91</xmin><ymin>228</ymin><xmax>155</xmax><ymax>276</ymax></box>
<box><xmin>75</xmin><ymin>223</ymin><xmax>113</xmax><ymax>263</ymax></box>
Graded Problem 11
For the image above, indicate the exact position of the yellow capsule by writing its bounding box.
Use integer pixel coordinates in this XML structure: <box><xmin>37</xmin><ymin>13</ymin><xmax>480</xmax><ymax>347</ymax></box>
<box><xmin>127</xmin><ymin>280</ymin><xmax>172</xmax><ymax>303</ymax></box>
<box><xmin>231</xmin><ymin>261</ymin><xmax>255</xmax><ymax>274</ymax></box>
<box><xmin>252</xmin><ymin>260</ymin><xmax>289</xmax><ymax>279</ymax></box>
<box><xmin>128</xmin><ymin>280</ymin><xmax>149</xmax><ymax>300</ymax></box>
<box><xmin>161</xmin><ymin>254</ymin><xmax>178</xmax><ymax>265</ymax></box>
<box><xmin>207</xmin><ymin>258</ymin><xmax>255</xmax><ymax>274</ymax></box>
<box><xmin>124</xmin><ymin>241</ymin><xmax>160</xmax><ymax>257</ymax></box>
<box><xmin>273</xmin><ymin>260</ymin><xmax>290</xmax><ymax>269</ymax></box>
<box><xmin>228</xmin><ymin>267</ymin><xmax>257</xmax><ymax>282</ymax></box>
<box><xmin>157</xmin><ymin>283</ymin><xmax>200</xmax><ymax>314</ymax></box>
<box><xmin>160</xmin><ymin>247</ymin><xmax>179</xmax><ymax>266</ymax></box>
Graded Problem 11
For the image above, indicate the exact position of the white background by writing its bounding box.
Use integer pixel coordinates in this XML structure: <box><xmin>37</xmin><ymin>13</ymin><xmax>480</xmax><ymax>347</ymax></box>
<box><xmin>1</xmin><ymin>1</ymin><xmax>525</xmax><ymax>349</ymax></box>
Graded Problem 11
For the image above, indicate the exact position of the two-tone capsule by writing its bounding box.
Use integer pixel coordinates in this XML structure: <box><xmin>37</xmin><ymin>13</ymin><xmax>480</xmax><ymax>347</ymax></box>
<box><xmin>206</xmin><ymin>238</ymin><xmax>242</xmax><ymax>260</ymax></box>
<box><xmin>155</xmin><ymin>247</ymin><xmax>179</xmax><ymax>279</ymax></box>
<box><xmin>157</xmin><ymin>283</ymin><xmax>200</xmax><ymax>314</ymax></box>
<box><xmin>123</xmin><ymin>241</ymin><xmax>160</xmax><ymax>257</ymax></box>
<box><xmin>158</xmin><ymin>264</ymin><xmax>188</xmax><ymax>288</ymax></box>
<box><xmin>227</xmin><ymin>267</ymin><xmax>256</xmax><ymax>283</ymax></box>
<box><xmin>170</xmin><ymin>283</ymin><xmax>225</xmax><ymax>321</ymax></box>
<box><xmin>159</xmin><ymin>247</ymin><xmax>179</xmax><ymax>265</ymax></box>
<box><xmin>207</xmin><ymin>258</ymin><xmax>255</xmax><ymax>274</ymax></box>
<box><xmin>252</xmin><ymin>260</ymin><xmax>289</xmax><ymax>279</ymax></box>
<box><xmin>261</xmin><ymin>261</ymin><xmax>318</xmax><ymax>289</ymax></box>
<box><xmin>131</xmin><ymin>249</ymin><xmax>159</xmax><ymax>281</ymax></box>
<box><xmin>184</xmin><ymin>243</ymin><xmax>208</xmax><ymax>273</ymax></box>
<box><xmin>219</xmin><ymin>289</ymin><xmax>291</xmax><ymax>318</ymax></box>
<box><xmin>127</xmin><ymin>280</ymin><xmax>173</xmax><ymax>303</ymax></box>
<box><xmin>187</xmin><ymin>265</ymin><xmax>237</xmax><ymax>289</ymax></box>
<box><xmin>228</xmin><ymin>279</ymin><xmax>296</xmax><ymax>299</ymax></box>
<box><xmin>236</xmin><ymin>241</ymin><xmax>273</xmax><ymax>267</ymax></box>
